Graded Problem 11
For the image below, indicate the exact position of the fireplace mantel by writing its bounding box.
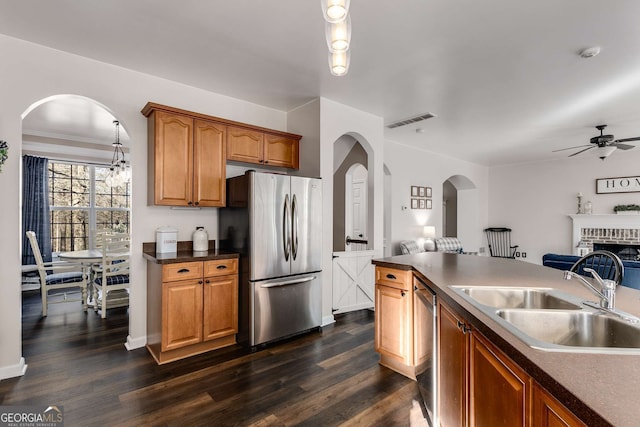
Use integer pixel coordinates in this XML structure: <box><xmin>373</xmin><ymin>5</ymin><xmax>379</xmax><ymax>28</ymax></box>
<box><xmin>569</xmin><ymin>214</ymin><xmax>640</xmax><ymax>255</ymax></box>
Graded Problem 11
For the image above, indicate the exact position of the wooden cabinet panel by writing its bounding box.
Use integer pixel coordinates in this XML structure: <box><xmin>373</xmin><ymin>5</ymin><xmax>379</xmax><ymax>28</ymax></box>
<box><xmin>533</xmin><ymin>383</ymin><xmax>586</xmax><ymax>427</ymax></box>
<box><xmin>154</xmin><ymin>112</ymin><xmax>194</xmax><ymax>206</ymax></box>
<box><xmin>264</xmin><ymin>134</ymin><xmax>299</xmax><ymax>168</ymax></box>
<box><xmin>203</xmin><ymin>275</ymin><xmax>238</xmax><ymax>341</ymax></box>
<box><xmin>375</xmin><ymin>284</ymin><xmax>412</xmax><ymax>364</ymax></box>
<box><xmin>413</xmin><ymin>277</ymin><xmax>433</xmax><ymax>369</ymax></box>
<box><xmin>193</xmin><ymin>120</ymin><xmax>226</xmax><ymax>207</ymax></box>
<box><xmin>470</xmin><ymin>332</ymin><xmax>530</xmax><ymax>427</ymax></box>
<box><xmin>438</xmin><ymin>302</ymin><xmax>469</xmax><ymax>427</ymax></box>
<box><xmin>162</xmin><ymin>279</ymin><xmax>203</xmax><ymax>351</ymax></box>
<box><xmin>227</xmin><ymin>126</ymin><xmax>264</xmax><ymax>164</ymax></box>
<box><xmin>162</xmin><ymin>262</ymin><xmax>203</xmax><ymax>282</ymax></box>
<box><xmin>375</xmin><ymin>267</ymin><xmax>411</xmax><ymax>290</ymax></box>
<box><xmin>204</xmin><ymin>258</ymin><xmax>238</xmax><ymax>277</ymax></box>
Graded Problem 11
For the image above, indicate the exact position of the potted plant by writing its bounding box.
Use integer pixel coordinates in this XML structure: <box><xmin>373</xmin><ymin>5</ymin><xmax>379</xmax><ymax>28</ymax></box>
<box><xmin>613</xmin><ymin>204</ymin><xmax>640</xmax><ymax>215</ymax></box>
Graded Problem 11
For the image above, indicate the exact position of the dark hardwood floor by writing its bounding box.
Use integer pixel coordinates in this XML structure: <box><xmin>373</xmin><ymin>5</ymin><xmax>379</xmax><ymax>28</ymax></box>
<box><xmin>0</xmin><ymin>292</ymin><xmax>426</xmax><ymax>426</ymax></box>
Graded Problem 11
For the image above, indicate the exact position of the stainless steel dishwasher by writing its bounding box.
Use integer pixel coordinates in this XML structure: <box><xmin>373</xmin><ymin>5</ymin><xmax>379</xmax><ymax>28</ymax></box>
<box><xmin>414</xmin><ymin>276</ymin><xmax>437</xmax><ymax>426</ymax></box>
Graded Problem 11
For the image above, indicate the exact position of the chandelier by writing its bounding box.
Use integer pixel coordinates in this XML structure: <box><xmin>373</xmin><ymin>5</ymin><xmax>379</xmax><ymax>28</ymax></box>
<box><xmin>321</xmin><ymin>0</ymin><xmax>351</xmax><ymax>76</ymax></box>
<box><xmin>105</xmin><ymin>120</ymin><xmax>130</xmax><ymax>187</ymax></box>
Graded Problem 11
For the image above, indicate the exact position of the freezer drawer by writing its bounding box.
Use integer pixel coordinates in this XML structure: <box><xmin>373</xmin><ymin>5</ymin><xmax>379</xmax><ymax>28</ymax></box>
<box><xmin>250</xmin><ymin>273</ymin><xmax>322</xmax><ymax>346</ymax></box>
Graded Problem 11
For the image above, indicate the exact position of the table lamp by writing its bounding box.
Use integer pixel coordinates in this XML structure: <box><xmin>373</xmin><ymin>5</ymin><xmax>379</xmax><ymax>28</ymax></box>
<box><xmin>423</xmin><ymin>226</ymin><xmax>436</xmax><ymax>251</ymax></box>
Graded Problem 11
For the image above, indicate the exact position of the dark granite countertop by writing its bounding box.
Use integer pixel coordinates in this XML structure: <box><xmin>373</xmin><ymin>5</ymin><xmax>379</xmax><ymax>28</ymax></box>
<box><xmin>142</xmin><ymin>240</ymin><xmax>238</xmax><ymax>264</ymax></box>
<box><xmin>373</xmin><ymin>252</ymin><xmax>640</xmax><ymax>427</ymax></box>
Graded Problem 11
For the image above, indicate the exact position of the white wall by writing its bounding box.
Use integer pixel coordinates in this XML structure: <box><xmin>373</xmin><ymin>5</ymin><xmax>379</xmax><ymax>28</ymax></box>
<box><xmin>488</xmin><ymin>151</ymin><xmax>640</xmax><ymax>264</ymax></box>
<box><xmin>319</xmin><ymin>98</ymin><xmax>384</xmax><ymax>325</ymax></box>
<box><xmin>0</xmin><ymin>34</ymin><xmax>290</xmax><ymax>378</ymax></box>
<box><xmin>384</xmin><ymin>140</ymin><xmax>489</xmax><ymax>254</ymax></box>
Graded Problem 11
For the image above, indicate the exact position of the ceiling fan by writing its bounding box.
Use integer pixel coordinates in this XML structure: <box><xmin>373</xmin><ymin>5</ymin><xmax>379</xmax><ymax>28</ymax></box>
<box><xmin>553</xmin><ymin>125</ymin><xmax>640</xmax><ymax>159</ymax></box>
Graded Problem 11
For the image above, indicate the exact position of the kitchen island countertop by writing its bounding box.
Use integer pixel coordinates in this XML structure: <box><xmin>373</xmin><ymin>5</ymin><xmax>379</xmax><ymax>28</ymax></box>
<box><xmin>373</xmin><ymin>252</ymin><xmax>640</xmax><ymax>427</ymax></box>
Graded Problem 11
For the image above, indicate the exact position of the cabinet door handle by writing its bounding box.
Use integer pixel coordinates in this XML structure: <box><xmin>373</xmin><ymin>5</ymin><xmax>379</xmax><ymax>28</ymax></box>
<box><xmin>386</xmin><ymin>274</ymin><xmax>397</xmax><ymax>280</ymax></box>
<box><xmin>216</xmin><ymin>265</ymin><xmax>227</xmax><ymax>270</ymax></box>
<box><xmin>401</xmin><ymin>291</ymin><xmax>406</xmax><ymax>297</ymax></box>
<box><xmin>198</xmin><ymin>280</ymin><xmax>203</xmax><ymax>285</ymax></box>
<box><xmin>264</xmin><ymin>160</ymin><xmax>269</xmax><ymax>164</ymax></box>
<box><xmin>195</xmin><ymin>201</ymin><xmax>199</xmax><ymax>206</ymax></box>
<box><xmin>205</xmin><ymin>279</ymin><xmax>210</xmax><ymax>284</ymax></box>
<box><xmin>177</xmin><ymin>268</ymin><xmax>190</xmax><ymax>273</ymax></box>
<box><xmin>188</xmin><ymin>201</ymin><xmax>193</xmax><ymax>205</ymax></box>
<box><xmin>457</xmin><ymin>320</ymin><xmax>465</xmax><ymax>331</ymax></box>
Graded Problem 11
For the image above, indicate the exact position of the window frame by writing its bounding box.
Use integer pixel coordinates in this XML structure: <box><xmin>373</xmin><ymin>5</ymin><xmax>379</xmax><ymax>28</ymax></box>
<box><xmin>48</xmin><ymin>160</ymin><xmax>130</xmax><ymax>254</ymax></box>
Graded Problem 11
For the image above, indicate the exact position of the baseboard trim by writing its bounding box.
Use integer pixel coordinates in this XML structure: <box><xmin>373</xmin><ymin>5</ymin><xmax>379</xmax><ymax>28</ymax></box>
<box><xmin>0</xmin><ymin>357</ymin><xmax>27</xmax><ymax>380</ymax></box>
<box><xmin>321</xmin><ymin>314</ymin><xmax>336</xmax><ymax>327</ymax></box>
<box><xmin>125</xmin><ymin>334</ymin><xmax>147</xmax><ymax>351</ymax></box>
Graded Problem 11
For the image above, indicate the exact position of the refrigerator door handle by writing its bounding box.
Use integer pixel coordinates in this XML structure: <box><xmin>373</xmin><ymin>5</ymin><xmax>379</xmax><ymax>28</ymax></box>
<box><xmin>291</xmin><ymin>194</ymin><xmax>299</xmax><ymax>260</ymax></box>
<box><xmin>259</xmin><ymin>275</ymin><xmax>316</xmax><ymax>288</ymax></box>
<box><xmin>283</xmin><ymin>194</ymin><xmax>291</xmax><ymax>261</ymax></box>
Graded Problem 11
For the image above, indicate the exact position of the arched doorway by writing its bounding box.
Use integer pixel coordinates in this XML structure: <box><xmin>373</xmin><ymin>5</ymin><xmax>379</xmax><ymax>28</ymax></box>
<box><xmin>332</xmin><ymin>135</ymin><xmax>375</xmax><ymax>314</ymax></box>
<box><xmin>21</xmin><ymin>95</ymin><xmax>132</xmax><ymax>319</ymax></box>
<box><xmin>442</xmin><ymin>174</ymin><xmax>478</xmax><ymax>248</ymax></box>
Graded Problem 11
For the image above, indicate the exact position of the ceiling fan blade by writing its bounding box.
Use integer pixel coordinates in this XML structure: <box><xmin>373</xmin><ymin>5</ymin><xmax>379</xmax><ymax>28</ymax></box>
<box><xmin>614</xmin><ymin>143</ymin><xmax>636</xmax><ymax>151</ymax></box>
<box><xmin>614</xmin><ymin>136</ymin><xmax>640</xmax><ymax>143</ymax></box>
<box><xmin>552</xmin><ymin>144</ymin><xmax>590</xmax><ymax>153</ymax></box>
<box><xmin>568</xmin><ymin>146</ymin><xmax>594</xmax><ymax>157</ymax></box>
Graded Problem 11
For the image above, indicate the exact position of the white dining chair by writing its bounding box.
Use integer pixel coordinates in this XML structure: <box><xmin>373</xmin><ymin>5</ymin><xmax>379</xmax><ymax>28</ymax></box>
<box><xmin>92</xmin><ymin>232</ymin><xmax>130</xmax><ymax>318</ymax></box>
<box><xmin>26</xmin><ymin>231</ymin><xmax>88</xmax><ymax>316</ymax></box>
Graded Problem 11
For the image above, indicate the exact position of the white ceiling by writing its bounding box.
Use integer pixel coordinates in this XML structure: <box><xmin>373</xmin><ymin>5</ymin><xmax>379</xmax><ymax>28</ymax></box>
<box><xmin>4</xmin><ymin>0</ymin><xmax>640</xmax><ymax>166</ymax></box>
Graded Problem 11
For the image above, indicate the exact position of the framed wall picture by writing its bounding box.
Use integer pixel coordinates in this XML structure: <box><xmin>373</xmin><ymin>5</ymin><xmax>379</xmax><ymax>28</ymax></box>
<box><xmin>411</xmin><ymin>186</ymin><xmax>419</xmax><ymax>197</ymax></box>
<box><xmin>426</xmin><ymin>187</ymin><xmax>432</xmax><ymax>198</ymax></box>
<box><xmin>418</xmin><ymin>186</ymin><xmax>426</xmax><ymax>197</ymax></box>
<box><xmin>426</xmin><ymin>199</ymin><xmax>432</xmax><ymax>209</ymax></box>
<box><xmin>419</xmin><ymin>199</ymin><xmax>426</xmax><ymax>209</ymax></box>
<box><xmin>411</xmin><ymin>198</ymin><xmax>419</xmax><ymax>209</ymax></box>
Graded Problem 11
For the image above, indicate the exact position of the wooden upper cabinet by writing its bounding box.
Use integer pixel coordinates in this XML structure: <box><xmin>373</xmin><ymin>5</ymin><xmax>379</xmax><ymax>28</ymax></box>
<box><xmin>264</xmin><ymin>133</ymin><xmax>299</xmax><ymax>168</ymax></box>
<box><xmin>152</xmin><ymin>111</ymin><xmax>194</xmax><ymax>206</ymax></box>
<box><xmin>227</xmin><ymin>126</ymin><xmax>300</xmax><ymax>169</ymax></box>
<box><xmin>144</xmin><ymin>105</ymin><xmax>226</xmax><ymax>207</ymax></box>
<box><xmin>226</xmin><ymin>126</ymin><xmax>264</xmax><ymax>164</ymax></box>
<box><xmin>194</xmin><ymin>120</ymin><xmax>226</xmax><ymax>207</ymax></box>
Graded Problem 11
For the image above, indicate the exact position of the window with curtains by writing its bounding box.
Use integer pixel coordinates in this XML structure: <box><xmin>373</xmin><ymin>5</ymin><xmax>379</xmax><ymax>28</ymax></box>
<box><xmin>48</xmin><ymin>161</ymin><xmax>130</xmax><ymax>253</ymax></box>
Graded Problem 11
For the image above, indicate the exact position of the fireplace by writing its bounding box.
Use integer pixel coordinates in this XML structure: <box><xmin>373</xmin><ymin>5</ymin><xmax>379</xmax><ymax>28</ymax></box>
<box><xmin>570</xmin><ymin>214</ymin><xmax>640</xmax><ymax>258</ymax></box>
<box><xmin>593</xmin><ymin>243</ymin><xmax>640</xmax><ymax>261</ymax></box>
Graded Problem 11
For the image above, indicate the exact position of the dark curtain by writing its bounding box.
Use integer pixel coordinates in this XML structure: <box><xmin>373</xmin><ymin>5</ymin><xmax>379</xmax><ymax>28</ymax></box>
<box><xmin>22</xmin><ymin>155</ymin><xmax>51</xmax><ymax>265</ymax></box>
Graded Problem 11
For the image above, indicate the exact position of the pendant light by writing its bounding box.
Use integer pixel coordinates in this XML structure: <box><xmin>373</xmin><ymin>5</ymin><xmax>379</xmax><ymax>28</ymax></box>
<box><xmin>321</xmin><ymin>0</ymin><xmax>352</xmax><ymax>76</ymax></box>
<box><xmin>105</xmin><ymin>120</ymin><xmax>130</xmax><ymax>187</ymax></box>
<box><xmin>321</xmin><ymin>0</ymin><xmax>350</xmax><ymax>23</ymax></box>
<box><xmin>325</xmin><ymin>14</ymin><xmax>351</xmax><ymax>52</ymax></box>
<box><xmin>329</xmin><ymin>50</ymin><xmax>350</xmax><ymax>76</ymax></box>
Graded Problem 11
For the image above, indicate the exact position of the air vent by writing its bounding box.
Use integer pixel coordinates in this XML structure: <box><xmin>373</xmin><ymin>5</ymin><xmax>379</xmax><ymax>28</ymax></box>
<box><xmin>386</xmin><ymin>112</ymin><xmax>436</xmax><ymax>129</ymax></box>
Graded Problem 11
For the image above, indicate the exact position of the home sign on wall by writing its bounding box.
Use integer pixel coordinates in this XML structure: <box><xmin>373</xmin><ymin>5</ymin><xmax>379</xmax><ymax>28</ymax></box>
<box><xmin>596</xmin><ymin>176</ymin><xmax>640</xmax><ymax>194</ymax></box>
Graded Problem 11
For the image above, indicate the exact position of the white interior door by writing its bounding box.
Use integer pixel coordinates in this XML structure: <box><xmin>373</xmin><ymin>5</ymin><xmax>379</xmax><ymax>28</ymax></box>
<box><xmin>332</xmin><ymin>250</ymin><xmax>377</xmax><ymax>313</ymax></box>
<box><xmin>345</xmin><ymin>164</ymin><xmax>368</xmax><ymax>251</ymax></box>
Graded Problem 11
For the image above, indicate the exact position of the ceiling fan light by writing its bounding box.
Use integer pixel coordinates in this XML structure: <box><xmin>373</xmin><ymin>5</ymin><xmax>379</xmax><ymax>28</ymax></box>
<box><xmin>325</xmin><ymin>15</ymin><xmax>351</xmax><ymax>52</ymax></box>
<box><xmin>321</xmin><ymin>0</ymin><xmax>350</xmax><ymax>23</ymax></box>
<box><xmin>594</xmin><ymin>146</ymin><xmax>616</xmax><ymax>159</ymax></box>
<box><xmin>329</xmin><ymin>50</ymin><xmax>350</xmax><ymax>76</ymax></box>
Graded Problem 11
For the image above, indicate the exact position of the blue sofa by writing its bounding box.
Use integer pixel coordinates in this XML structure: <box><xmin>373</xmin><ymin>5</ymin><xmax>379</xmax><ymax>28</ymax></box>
<box><xmin>542</xmin><ymin>253</ymin><xmax>640</xmax><ymax>290</ymax></box>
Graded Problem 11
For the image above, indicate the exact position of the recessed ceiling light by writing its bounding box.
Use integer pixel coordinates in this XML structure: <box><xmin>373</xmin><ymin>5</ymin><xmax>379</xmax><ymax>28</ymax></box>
<box><xmin>579</xmin><ymin>46</ymin><xmax>601</xmax><ymax>59</ymax></box>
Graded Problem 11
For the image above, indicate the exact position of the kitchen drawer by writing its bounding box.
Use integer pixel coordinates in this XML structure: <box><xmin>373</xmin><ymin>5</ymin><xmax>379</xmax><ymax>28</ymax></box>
<box><xmin>163</xmin><ymin>262</ymin><xmax>204</xmax><ymax>282</ymax></box>
<box><xmin>204</xmin><ymin>258</ymin><xmax>238</xmax><ymax>277</ymax></box>
<box><xmin>376</xmin><ymin>267</ymin><xmax>411</xmax><ymax>290</ymax></box>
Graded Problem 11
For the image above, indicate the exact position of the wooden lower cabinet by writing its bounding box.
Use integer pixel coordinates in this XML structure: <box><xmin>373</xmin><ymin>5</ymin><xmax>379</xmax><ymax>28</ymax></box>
<box><xmin>374</xmin><ymin>266</ymin><xmax>417</xmax><ymax>378</ymax></box>
<box><xmin>532</xmin><ymin>383</ymin><xmax>586</xmax><ymax>427</ymax></box>
<box><xmin>147</xmin><ymin>258</ymin><xmax>238</xmax><ymax>364</ymax></box>
<box><xmin>438</xmin><ymin>301</ymin><xmax>469</xmax><ymax>427</ymax></box>
<box><xmin>470</xmin><ymin>331</ymin><xmax>529</xmax><ymax>427</ymax></box>
<box><xmin>438</xmin><ymin>301</ymin><xmax>584</xmax><ymax>427</ymax></box>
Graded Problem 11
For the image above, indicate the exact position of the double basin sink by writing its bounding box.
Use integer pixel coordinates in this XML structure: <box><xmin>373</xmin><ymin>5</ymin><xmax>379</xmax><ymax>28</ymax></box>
<box><xmin>450</xmin><ymin>286</ymin><xmax>640</xmax><ymax>353</ymax></box>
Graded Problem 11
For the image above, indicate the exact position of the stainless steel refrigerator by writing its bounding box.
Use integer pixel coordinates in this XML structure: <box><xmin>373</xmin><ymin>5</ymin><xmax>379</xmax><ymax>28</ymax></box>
<box><xmin>219</xmin><ymin>171</ymin><xmax>322</xmax><ymax>347</ymax></box>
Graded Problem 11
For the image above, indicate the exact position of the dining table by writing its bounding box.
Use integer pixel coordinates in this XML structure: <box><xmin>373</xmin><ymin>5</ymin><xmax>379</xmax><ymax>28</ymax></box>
<box><xmin>58</xmin><ymin>249</ymin><xmax>130</xmax><ymax>307</ymax></box>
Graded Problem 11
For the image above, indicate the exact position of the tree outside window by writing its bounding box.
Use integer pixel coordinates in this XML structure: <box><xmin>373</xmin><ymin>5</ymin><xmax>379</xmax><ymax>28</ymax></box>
<box><xmin>49</xmin><ymin>162</ymin><xmax>130</xmax><ymax>253</ymax></box>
